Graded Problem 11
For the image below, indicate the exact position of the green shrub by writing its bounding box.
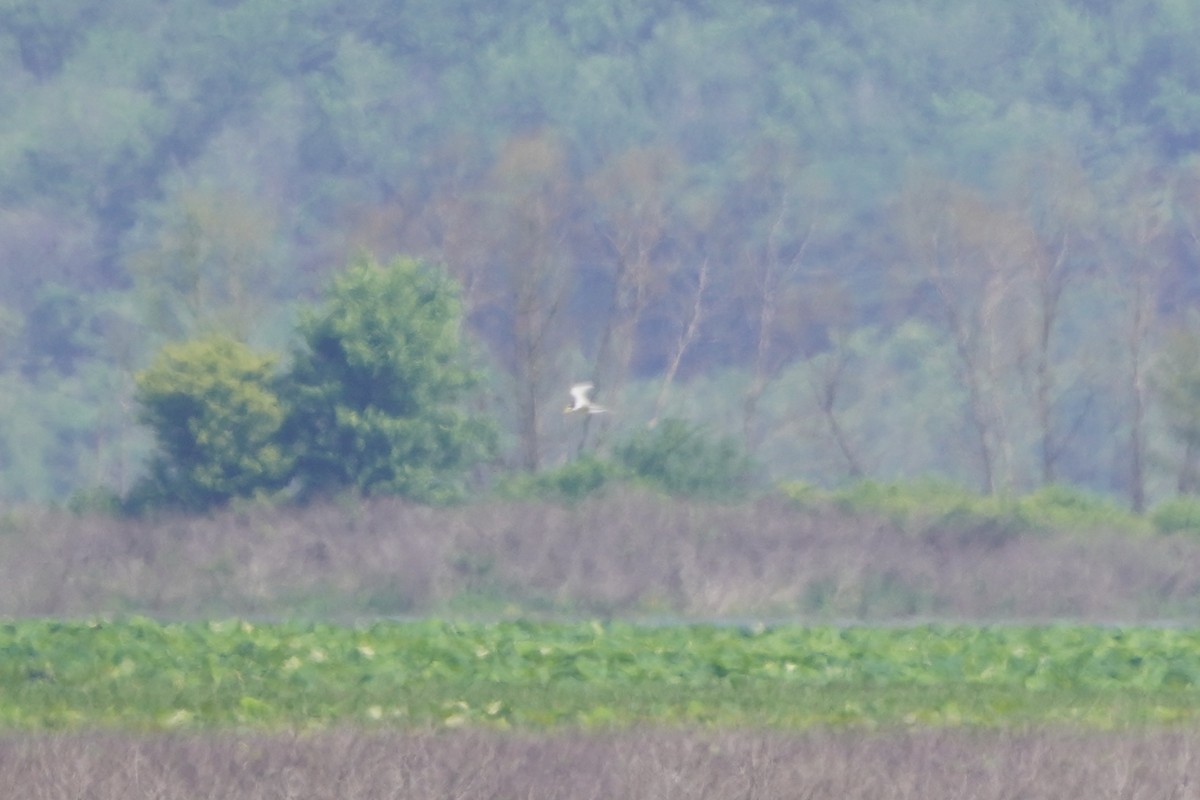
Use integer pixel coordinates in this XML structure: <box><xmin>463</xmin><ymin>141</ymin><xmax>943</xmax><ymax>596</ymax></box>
<box><xmin>775</xmin><ymin>480</ymin><xmax>829</xmax><ymax>508</ymax></box>
<box><xmin>131</xmin><ymin>334</ymin><xmax>290</xmax><ymax>512</ymax></box>
<box><xmin>1016</xmin><ymin>484</ymin><xmax>1143</xmax><ymax>533</ymax></box>
<box><xmin>496</xmin><ymin>455</ymin><xmax>623</xmax><ymax>503</ymax></box>
<box><xmin>831</xmin><ymin>478</ymin><xmax>985</xmax><ymax>524</ymax></box>
<box><xmin>65</xmin><ymin>487</ymin><xmax>123</xmax><ymax>516</ymax></box>
<box><xmin>825</xmin><ymin>479</ymin><xmax>1143</xmax><ymax>537</ymax></box>
<box><xmin>920</xmin><ymin>504</ymin><xmax>1031</xmax><ymax>549</ymax></box>
<box><xmin>614</xmin><ymin>418</ymin><xmax>754</xmax><ymax>501</ymax></box>
<box><xmin>1152</xmin><ymin>496</ymin><xmax>1200</xmax><ymax>535</ymax></box>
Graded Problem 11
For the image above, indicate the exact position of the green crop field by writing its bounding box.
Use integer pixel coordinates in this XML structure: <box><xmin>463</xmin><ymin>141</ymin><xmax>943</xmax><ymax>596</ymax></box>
<box><xmin>2</xmin><ymin>618</ymin><xmax>1199</xmax><ymax>731</ymax></box>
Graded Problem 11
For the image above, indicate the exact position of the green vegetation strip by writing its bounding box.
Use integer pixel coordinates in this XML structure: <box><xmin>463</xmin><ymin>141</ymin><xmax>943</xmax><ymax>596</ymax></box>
<box><xmin>1</xmin><ymin>618</ymin><xmax>1198</xmax><ymax>731</ymax></box>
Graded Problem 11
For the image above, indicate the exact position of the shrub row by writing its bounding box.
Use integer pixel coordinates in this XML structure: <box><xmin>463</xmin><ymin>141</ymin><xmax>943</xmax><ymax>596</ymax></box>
<box><xmin>779</xmin><ymin>478</ymin><xmax>1200</xmax><ymax>537</ymax></box>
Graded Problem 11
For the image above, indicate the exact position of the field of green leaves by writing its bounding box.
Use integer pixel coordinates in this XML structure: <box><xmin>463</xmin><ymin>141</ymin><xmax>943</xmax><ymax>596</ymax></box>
<box><xmin>2</xmin><ymin>618</ymin><xmax>1198</xmax><ymax>731</ymax></box>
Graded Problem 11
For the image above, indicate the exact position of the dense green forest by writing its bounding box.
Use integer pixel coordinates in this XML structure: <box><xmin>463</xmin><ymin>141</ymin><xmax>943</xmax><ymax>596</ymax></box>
<box><xmin>4</xmin><ymin>0</ymin><xmax>1200</xmax><ymax>507</ymax></box>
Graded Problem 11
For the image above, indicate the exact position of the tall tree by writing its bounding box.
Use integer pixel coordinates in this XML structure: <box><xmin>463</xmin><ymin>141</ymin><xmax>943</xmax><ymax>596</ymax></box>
<box><xmin>481</xmin><ymin>132</ymin><xmax>574</xmax><ymax>470</ymax></box>
<box><xmin>998</xmin><ymin>148</ymin><xmax>1099</xmax><ymax>486</ymax></box>
<box><xmin>898</xmin><ymin>174</ymin><xmax>1038</xmax><ymax>494</ymax></box>
<box><xmin>1105</xmin><ymin>161</ymin><xmax>1173</xmax><ymax>512</ymax></box>
<box><xmin>581</xmin><ymin>144</ymin><xmax>683</xmax><ymax>448</ymax></box>
<box><xmin>729</xmin><ymin>142</ymin><xmax>821</xmax><ymax>454</ymax></box>
<box><xmin>281</xmin><ymin>255</ymin><xmax>493</xmax><ymax>501</ymax></box>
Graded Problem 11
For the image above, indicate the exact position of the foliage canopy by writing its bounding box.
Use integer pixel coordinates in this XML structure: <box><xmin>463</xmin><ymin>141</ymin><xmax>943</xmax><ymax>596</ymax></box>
<box><xmin>10</xmin><ymin>0</ymin><xmax>1200</xmax><ymax>507</ymax></box>
<box><xmin>280</xmin><ymin>255</ymin><xmax>494</xmax><ymax>502</ymax></box>
<box><xmin>132</xmin><ymin>334</ymin><xmax>289</xmax><ymax>511</ymax></box>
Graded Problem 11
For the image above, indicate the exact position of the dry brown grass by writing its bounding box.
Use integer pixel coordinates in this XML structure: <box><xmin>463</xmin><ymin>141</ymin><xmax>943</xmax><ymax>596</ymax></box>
<box><xmin>2</xmin><ymin>489</ymin><xmax>1199</xmax><ymax>620</ymax></box>
<box><xmin>1</xmin><ymin>727</ymin><xmax>1197</xmax><ymax>799</ymax></box>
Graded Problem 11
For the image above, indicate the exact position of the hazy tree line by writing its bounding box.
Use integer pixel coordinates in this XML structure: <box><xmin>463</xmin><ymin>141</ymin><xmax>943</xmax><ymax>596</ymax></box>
<box><xmin>4</xmin><ymin>0</ymin><xmax>1200</xmax><ymax>508</ymax></box>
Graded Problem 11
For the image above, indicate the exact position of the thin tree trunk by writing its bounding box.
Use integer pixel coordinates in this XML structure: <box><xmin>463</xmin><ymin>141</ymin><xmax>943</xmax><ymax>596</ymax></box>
<box><xmin>1129</xmin><ymin>279</ymin><xmax>1149</xmax><ymax>513</ymax></box>
<box><xmin>811</xmin><ymin>348</ymin><xmax>865</xmax><ymax>478</ymax></box>
<box><xmin>1034</xmin><ymin>233</ymin><xmax>1069</xmax><ymax>486</ymax></box>
<box><xmin>651</xmin><ymin>260</ymin><xmax>708</xmax><ymax>427</ymax></box>
<box><xmin>1178</xmin><ymin>437</ymin><xmax>1199</xmax><ymax>495</ymax></box>
<box><xmin>742</xmin><ymin>218</ymin><xmax>812</xmax><ymax>453</ymax></box>
<box><xmin>935</xmin><ymin>268</ymin><xmax>998</xmax><ymax>495</ymax></box>
<box><xmin>580</xmin><ymin>235</ymin><xmax>651</xmax><ymax>455</ymax></box>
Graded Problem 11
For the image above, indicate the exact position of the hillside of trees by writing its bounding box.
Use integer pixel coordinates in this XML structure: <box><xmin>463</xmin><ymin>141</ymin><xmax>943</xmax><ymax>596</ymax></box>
<box><xmin>5</xmin><ymin>0</ymin><xmax>1200</xmax><ymax>507</ymax></box>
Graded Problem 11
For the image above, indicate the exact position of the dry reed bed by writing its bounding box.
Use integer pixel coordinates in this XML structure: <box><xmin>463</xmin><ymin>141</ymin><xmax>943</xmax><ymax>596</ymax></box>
<box><xmin>2</xmin><ymin>728</ymin><xmax>1197</xmax><ymax>800</ymax></box>
<box><xmin>2</xmin><ymin>490</ymin><xmax>1199</xmax><ymax>619</ymax></box>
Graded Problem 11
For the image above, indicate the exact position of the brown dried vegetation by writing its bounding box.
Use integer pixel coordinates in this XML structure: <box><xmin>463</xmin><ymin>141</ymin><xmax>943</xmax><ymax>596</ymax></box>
<box><xmin>1</xmin><ymin>728</ymin><xmax>1198</xmax><ymax>800</ymax></box>
<box><xmin>2</xmin><ymin>489</ymin><xmax>1199</xmax><ymax>620</ymax></box>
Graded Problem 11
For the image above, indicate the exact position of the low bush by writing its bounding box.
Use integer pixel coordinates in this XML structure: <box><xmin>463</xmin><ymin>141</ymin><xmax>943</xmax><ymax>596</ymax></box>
<box><xmin>131</xmin><ymin>335</ymin><xmax>291</xmax><ymax>513</ymax></box>
<box><xmin>786</xmin><ymin>479</ymin><xmax>1145</xmax><ymax>538</ymax></box>
<box><xmin>494</xmin><ymin>454</ymin><xmax>624</xmax><ymax>503</ymax></box>
<box><xmin>614</xmin><ymin>418</ymin><xmax>755</xmax><ymax>501</ymax></box>
<box><xmin>1016</xmin><ymin>484</ymin><xmax>1144</xmax><ymax>534</ymax></box>
<box><xmin>829</xmin><ymin>479</ymin><xmax>1005</xmax><ymax>531</ymax></box>
<box><xmin>775</xmin><ymin>480</ymin><xmax>827</xmax><ymax>508</ymax></box>
<box><xmin>1151</xmin><ymin>495</ymin><xmax>1200</xmax><ymax>535</ymax></box>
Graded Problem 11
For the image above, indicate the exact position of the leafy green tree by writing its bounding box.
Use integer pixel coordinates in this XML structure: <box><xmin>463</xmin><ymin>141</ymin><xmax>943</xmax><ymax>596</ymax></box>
<box><xmin>131</xmin><ymin>334</ymin><xmax>289</xmax><ymax>512</ymax></box>
<box><xmin>281</xmin><ymin>254</ymin><xmax>493</xmax><ymax>502</ymax></box>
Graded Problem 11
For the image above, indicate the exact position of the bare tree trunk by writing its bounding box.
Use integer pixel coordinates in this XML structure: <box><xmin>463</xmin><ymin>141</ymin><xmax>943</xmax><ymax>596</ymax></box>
<box><xmin>1178</xmin><ymin>437</ymin><xmax>1199</xmax><ymax>495</ymax></box>
<box><xmin>1032</xmin><ymin>234</ymin><xmax>1069</xmax><ymax>486</ymax></box>
<box><xmin>1003</xmin><ymin>149</ymin><xmax>1096</xmax><ymax>488</ymax></box>
<box><xmin>651</xmin><ymin>260</ymin><xmax>709</xmax><ymax>428</ymax></box>
<box><xmin>580</xmin><ymin>146</ymin><xmax>680</xmax><ymax>454</ymax></box>
<box><xmin>959</xmin><ymin>342</ymin><xmax>998</xmax><ymax>495</ymax></box>
<box><xmin>514</xmin><ymin>291</ymin><xmax>543</xmax><ymax>471</ymax></box>
<box><xmin>742</xmin><ymin>216</ymin><xmax>812</xmax><ymax>454</ymax></box>
<box><xmin>511</xmin><ymin>245</ymin><xmax>568</xmax><ymax>471</ymax></box>
<box><xmin>899</xmin><ymin>183</ymin><xmax>1020</xmax><ymax>496</ymax></box>
<box><xmin>579</xmin><ymin>236</ymin><xmax>652</xmax><ymax>456</ymax></box>
<box><xmin>1129</xmin><ymin>277</ymin><xmax>1150</xmax><ymax>513</ymax></box>
<box><xmin>1117</xmin><ymin>167</ymin><xmax>1170</xmax><ymax>512</ymax></box>
<box><xmin>934</xmin><ymin>266</ymin><xmax>998</xmax><ymax>495</ymax></box>
<box><xmin>485</xmin><ymin>134</ymin><xmax>573</xmax><ymax>471</ymax></box>
<box><xmin>809</xmin><ymin>345</ymin><xmax>865</xmax><ymax>478</ymax></box>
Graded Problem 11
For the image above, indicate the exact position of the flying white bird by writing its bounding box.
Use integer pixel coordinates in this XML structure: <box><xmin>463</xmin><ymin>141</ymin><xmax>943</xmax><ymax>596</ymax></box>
<box><xmin>565</xmin><ymin>382</ymin><xmax>608</xmax><ymax>414</ymax></box>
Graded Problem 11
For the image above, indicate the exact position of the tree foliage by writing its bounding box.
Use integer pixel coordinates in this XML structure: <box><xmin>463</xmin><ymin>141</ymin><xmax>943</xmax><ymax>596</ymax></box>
<box><xmin>281</xmin><ymin>255</ymin><xmax>493</xmax><ymax>502</ymax></box>
<box><xmin>10</xmin><ymin>0</ymin><xmax>1200</xmax><ymax>506</ymax></box>
<box><xmin>132</xmin><ymin>334</ymin><xmax>289</xmax><ymax>511</ymax></box>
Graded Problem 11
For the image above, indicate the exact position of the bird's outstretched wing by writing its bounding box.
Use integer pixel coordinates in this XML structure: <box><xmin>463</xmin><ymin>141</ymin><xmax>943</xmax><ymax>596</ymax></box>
<box><xmin>566</xmin><ymin>382</ymin><xmax>608</xmax><ymax>413</ymax></box>
<box><xmin>569</xmin><ymin>382</ymin><xmax>595</xmax><ymax>409</ymax></box>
